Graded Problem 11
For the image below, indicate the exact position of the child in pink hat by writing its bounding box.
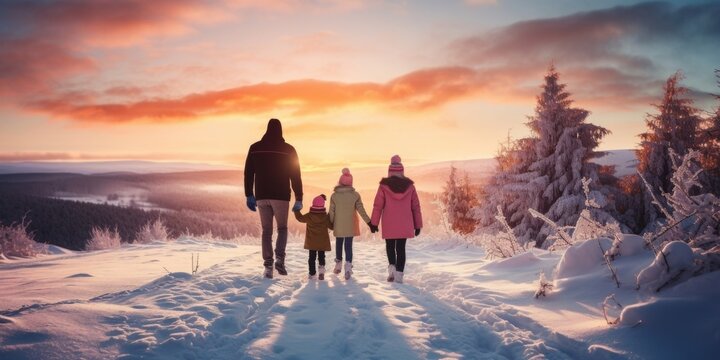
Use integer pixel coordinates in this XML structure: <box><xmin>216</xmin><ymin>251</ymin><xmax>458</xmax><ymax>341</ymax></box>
<box><xmin>293</xmin><ymin>194</ymin><xmax>332</xmax><ymax>280</ymax></box>
<box><xmin>369</xmin><ymin>155</ymin><xmax>423</xmax><ymax>284</ymax></box>
<box><xmin>329</xmin><ymin>168</ymin><xmax>372</xmax><ymax>280</ymax></box>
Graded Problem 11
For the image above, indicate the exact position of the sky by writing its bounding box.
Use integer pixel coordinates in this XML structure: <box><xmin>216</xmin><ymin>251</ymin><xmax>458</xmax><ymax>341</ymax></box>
<box><xmin>0</xmin><ymin>0</ymin><xmax>718</xmax><ymax>171</ymax></box>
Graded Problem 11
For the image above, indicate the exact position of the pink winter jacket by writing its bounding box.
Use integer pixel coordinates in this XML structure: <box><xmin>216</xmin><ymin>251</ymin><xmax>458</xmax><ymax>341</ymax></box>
<box><xmin>370</xmin><ymin>176</ymin><xmax>423</xmax><ymax>239</ymax></box>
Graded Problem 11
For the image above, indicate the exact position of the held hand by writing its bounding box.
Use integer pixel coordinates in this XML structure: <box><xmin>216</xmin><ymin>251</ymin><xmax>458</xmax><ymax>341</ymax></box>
<box><xmin>292</xmin><ymin>201</ymin><xmax>303</xmax><ymax>212</ymax></box>
<box><xmin>415</xmin><ymin>228</ymin><xmax>421</xmax><ymax>237</ymax></box>
<box><xmin>369</xmin><ymin>223</ymin><xmax>379</xmax><ymax>233</ymax></box>
<box><xmin>246</xmin><ymin>196</ymin><xmax>257</xmax><ymax>212</ymax></box>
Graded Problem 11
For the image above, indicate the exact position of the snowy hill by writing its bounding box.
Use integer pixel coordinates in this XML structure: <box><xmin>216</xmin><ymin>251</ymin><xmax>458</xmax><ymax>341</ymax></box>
<box><xmin>1</xmin><ymin>235</ymin><xmax>717</xmax><ymax>359</ymax></box>
<box><xmin>593</xmin><ymin>149</ymin><xmax>639</xmax><ymax>177</ymax></box>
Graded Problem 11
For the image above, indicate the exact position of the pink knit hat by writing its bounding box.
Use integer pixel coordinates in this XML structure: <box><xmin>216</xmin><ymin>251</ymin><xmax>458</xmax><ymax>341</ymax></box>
<box><xmin>311</xmin><ymin>194</ymin><xmax>326</xmax><ymax>211</ymax></box>
<box><xmin>388</xmin><ymin>155</ymin><xmax>404</xmax><ymax>177</ymax></box>
<box><xmin>338</xmin><ymin>168</ymin><xmax>353</xmax><ymax>186</ymax></box>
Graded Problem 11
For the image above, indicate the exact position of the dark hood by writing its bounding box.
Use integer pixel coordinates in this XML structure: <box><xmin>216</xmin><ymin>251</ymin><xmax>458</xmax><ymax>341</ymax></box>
<box><xmin>380</xmin><ymin>176</ymin><xmax>414</xmax><ymax>194</ymax></box>
<box><xmin>261</xmin><ymin>118</ymin><xmax>285</xmax><ymax>143</ymax></box>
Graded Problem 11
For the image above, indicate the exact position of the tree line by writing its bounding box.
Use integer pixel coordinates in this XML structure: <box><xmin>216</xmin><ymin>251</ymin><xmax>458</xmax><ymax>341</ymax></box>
<box><xmin>443</xmin><ymin>67</ymin><xmax>720</xmax><ymax>248</ymax></box>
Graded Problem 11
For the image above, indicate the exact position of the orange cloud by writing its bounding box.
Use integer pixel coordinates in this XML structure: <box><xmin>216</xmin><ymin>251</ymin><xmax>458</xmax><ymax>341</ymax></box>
<box><xmin>28</xmin><ymin>66</ymin><xmax>490</xmax><ymax>123</ymax></box>
<box><xmin>28</xmin><ymin>63</ymin><xmax>672</xmax><ymax>123</ymax></box>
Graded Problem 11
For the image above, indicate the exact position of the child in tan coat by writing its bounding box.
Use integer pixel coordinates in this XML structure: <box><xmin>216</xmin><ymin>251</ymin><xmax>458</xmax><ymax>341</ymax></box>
<box><xmin>293</xmin><ymin>194</ymin><xmax>332</xmax><ymax>280</ymax></box>
<box><xmin>329</xmin><ymin>168</ymin><xmax>372</xmax><ymax>280</ymax></box>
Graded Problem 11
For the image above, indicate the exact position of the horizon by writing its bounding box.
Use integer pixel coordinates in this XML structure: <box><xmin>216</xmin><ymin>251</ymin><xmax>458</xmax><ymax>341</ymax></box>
<box><xmin>1</xmin><ymin>1</ymin><xmax>718</xmax><ymax>168</ymax></box>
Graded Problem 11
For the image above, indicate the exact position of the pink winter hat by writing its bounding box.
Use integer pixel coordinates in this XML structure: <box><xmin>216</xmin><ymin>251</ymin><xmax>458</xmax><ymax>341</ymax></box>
<box><xmin>388</xmin><ymin>155</ymin><xmax>404</xmax><ymax>177</ymax></box>
<box><xmin>311</xmin><ymin>194</ymin><xmax>327</xmax><ymax>210</ymax></box>
<box><xmin>338</xmin><ymin>168</ymin><xmax>353</xmax><ymax>186</ymax></box>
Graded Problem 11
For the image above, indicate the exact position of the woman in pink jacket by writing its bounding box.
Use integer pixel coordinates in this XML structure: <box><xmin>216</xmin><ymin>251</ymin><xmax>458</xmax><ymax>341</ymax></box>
<box><xmin>370</xmin><ymin>155</ymin><xmax>423</xmax><ymax>283</ymax></box>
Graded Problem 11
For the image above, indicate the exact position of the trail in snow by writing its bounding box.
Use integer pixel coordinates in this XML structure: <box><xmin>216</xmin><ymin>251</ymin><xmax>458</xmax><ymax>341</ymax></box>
<box><xmin>0</xmin><ymin>239</ymin><xmax>608</xmax><ymax>360</ymax></box>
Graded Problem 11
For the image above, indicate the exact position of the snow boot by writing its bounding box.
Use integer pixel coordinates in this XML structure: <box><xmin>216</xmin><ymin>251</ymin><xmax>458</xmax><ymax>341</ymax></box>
<box><xmin>394</xmin><ymin>271</ymin><xmax>404</xmax><ymax>284</ymax></box>
<box><xmin>275</xmin><ymin>261</ymin><xmax>288</xmax><ymax>276</ymax></box>
<box><xmin>318</xmin><ymin>265</ymin><xmax>326</xmax><ymax>280</ymax></box>
<box><xmin>308</xmin><ymin>274</ymin><xmax>317</xmax><ymax>281</ymax></box>
<box><xmin>387</xmin><ymin>265</ymin><xmax>396</xmax><ymax>282</ymax></box>
<box><xmin>333</xmin><ymin>259</ymin><xmax>342</xmax><ymax>274</ymax></box>
<box><xmin>344</xmin><ymin>261</ymin><xmax>353</xmax><ymax>280</ymax></box>
<box><xmin>264</xmin><ymin>266</ymin><xmax>273</xmax><ymax>279</ymax></box>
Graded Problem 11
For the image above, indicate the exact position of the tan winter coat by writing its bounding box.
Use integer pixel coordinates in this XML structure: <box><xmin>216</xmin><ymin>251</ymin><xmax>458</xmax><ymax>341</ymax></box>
<box><xmin>329</xmin><ymin>186</ymin><xmax>371</xmax><ymax>237</ymax></box>
<box><xmin>294</xmin><ymin>210</ymin><xmax>332</xmax><ymax>251</ymax></box>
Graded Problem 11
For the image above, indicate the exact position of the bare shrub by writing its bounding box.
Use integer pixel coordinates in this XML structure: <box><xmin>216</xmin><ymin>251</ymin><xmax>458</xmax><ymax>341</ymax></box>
<box><xmin>602</xmin><ymin>294</ymin><xmax>623</xmax><ymax>325</ymax></box>
<box><xmin>0</xmin><ymin>219</ymin><xmax>45</xmax><ymax>258</ymax></box>
<box><xmin>86</xmin><ymin>226</ymin><xmax>122</xmax><ymax>251</ymax></box>
<box><xmin>483</xmin><ymin>206</ymin><xmax>529</xmax><ymax>258</ymax></box>
<box><xmin>135</xmin><ymin>218</ymin><xmax>170</xmax><ymax>243</ymax></box>
<box><xmin>534</xmin><ymin>272</ymin><xmax>554</xmax><ymax>299</ymax></box>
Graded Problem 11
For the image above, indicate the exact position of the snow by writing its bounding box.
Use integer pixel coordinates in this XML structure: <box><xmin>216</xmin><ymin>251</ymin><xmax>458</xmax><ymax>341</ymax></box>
<box><xmin>615</xmin><ymin>235</ymin><xmax>645</xmax><ymax>258</ymax></box>
<box><xmin>555</xmin><ymin>237</ymin><xmax>612</xmax><ymax>279</ymax></box>
<box><xmin>1</xmin><ymin>236</ymin><xmax>718</xmax><ymax>359</ymax></box>
<box><xmin>635</xmin><ymin>241</ymin><xmax>695</xmax><ymax>292</ymax></box>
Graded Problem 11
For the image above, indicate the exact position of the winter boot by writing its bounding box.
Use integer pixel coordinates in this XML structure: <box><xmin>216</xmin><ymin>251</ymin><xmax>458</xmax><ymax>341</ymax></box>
<box><xmin>318</xmin><ymin>265</ymin><xmax>326</xmax><ymax>281</ymax></box>
<box><xmin>344</xmin><ymin>261</ymin><xmax>353</xmax><ymax>280</ymax></box>
<box><xmin>308</xmin><ymin>274</ymin><xmax>317</xmax><ymax>280</ymax></box>
<box><xmin>333</xmin><ymin>259</ymin><xmax>342</xmax><ymax>274</ymax></box>
<box><xmin>275</xmin><ymin>261</ymin><xmax>287</xmax><ymax>276</ymax></box>
<box><xmin>394</xmin><ymin>271</ymin><xmax>404</xmax><ymax>284</ymax></box>
<box><xmin>387</xmin><ymin>265</ymin><xmax>396</xmax><ymax>282</ymax></box>
<box><xmin>264</xmin><ymin>266</ymin><xmax>273</xmax><ymax>279</ymax></box>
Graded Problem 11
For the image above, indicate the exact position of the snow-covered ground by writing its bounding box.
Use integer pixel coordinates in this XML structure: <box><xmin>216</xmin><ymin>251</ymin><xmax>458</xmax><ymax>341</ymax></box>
<box><xmin>1</xmin><ymin>236</ymin><xmax>718</xmax><ymax>359</ymax></box>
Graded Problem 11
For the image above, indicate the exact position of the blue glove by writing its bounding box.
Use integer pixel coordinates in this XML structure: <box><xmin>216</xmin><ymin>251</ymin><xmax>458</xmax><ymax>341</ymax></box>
<box><xmin>246</xmin><ymin>196</ymin><xmax>257</xmax><ymax>212</ymax></box>
<box><xmin>292</xmin><ymin>201</ymin><xmax>303</xmax><ymax>212</ymax></box>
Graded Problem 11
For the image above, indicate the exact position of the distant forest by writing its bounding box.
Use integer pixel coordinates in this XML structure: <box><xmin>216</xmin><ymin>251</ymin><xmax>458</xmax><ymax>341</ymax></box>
<box><xmin>0</xmin><ymin>171</ymin><xmax>265</xmax><ymax>250</ymax></box>
<box><xmin>0</xmin><ymin>170</ymin><xmax>441</xmax><ymax>251</ymax></box>
<box><xmin>0</xmin><ymin>194</ymin><xmax>261</xmax><ymax>250</ymax></box>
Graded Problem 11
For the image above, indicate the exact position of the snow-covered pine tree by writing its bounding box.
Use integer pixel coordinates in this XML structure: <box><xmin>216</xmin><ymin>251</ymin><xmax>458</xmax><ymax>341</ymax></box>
<box><xmin>522</xmin><ymin>66</ymin><xmax>610</xmax><ymax>248</ymax></box>
<box><xmin>442</xmin><ymin>166</ymin><xmax>478</xmax><ymax>234</ymax></box>
<box><xmin>475</xmin><ymin>66</ymin><xmax>610</xmax><ymax>248</ymax></box>
<box><xmin>636</xmin><ymin>72</ymin><xmax>702</xmax><ymax>229</ymax></box>
<box><xmin>458</xmin><ymin>173</ymin><xmax>479</xmax><ymax>233</ymax></box>
<box><xmin>698</xmin><ymin>69</ymin><xmax>720</xmax><ymax>195</ymax></box>
<box><xmin>475</xmin><ymin>132</ymin><xmax>537</xmax><ymax>237</ymax></box>
<box><xmin>443</xmin><ymin>166</ymin><xmax>461</xmax><ymax>231</ymax></box>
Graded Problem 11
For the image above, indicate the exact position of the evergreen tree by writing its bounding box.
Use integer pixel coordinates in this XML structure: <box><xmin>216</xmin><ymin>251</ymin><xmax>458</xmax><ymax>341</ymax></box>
<box><xmin>523</xmin><ymin>66</ymin><xmax>611</xmax><ymax>247</ymax></box>
<box><xmin>698</xmin><ymin>69</ymin><xmax>720</xmax><ymax>194</ymax></box>
<box><xmin>476</xmin><ymin>66</ymin><xmax>610</xmax><ymax>248</ymax></box>
<box><xmin>443</xmin><ymin>166</ymin><xmax>479</xmax><ymax>234</ymax></box>
<box><xmin>475</xmin><ymin>134</ymin><xmax>537</xmax><ymax>234</ymax></box>
<box><xmin>637</xmin><ymin>72</ymin><xmax>702</xmax><ymax>228</ymax></box>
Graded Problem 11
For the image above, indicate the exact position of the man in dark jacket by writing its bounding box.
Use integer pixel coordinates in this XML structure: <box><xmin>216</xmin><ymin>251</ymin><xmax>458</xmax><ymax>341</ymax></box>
<box><xmin>245</xmin><ymin>118</ymin><xmax>303</xmax><ymax>279</ymax></box>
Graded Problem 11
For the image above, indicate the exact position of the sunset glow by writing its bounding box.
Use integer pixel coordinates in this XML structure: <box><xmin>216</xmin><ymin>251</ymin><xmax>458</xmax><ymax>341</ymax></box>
<box><xmin>1</xmin><ymin>0</ymin><xmax>718</xmax><ymax>170</ymax></box>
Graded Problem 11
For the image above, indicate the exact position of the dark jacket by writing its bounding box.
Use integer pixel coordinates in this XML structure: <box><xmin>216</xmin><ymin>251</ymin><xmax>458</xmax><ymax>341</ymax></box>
<box><xmin>244</xmin><ymin>119</ymin><xmax>303</xmax><ymax>201</ymax></box>
<box><xmin>294</xmin><ymin>210</ymin><xmax>332</xmax><ymax>251</ymax></box>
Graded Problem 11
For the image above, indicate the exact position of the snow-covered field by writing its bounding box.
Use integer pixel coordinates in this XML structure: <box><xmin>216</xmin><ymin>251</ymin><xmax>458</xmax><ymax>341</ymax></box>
<box><xmin>1</xmin><ymin>236</ymin><xmax>718</xmax><ymax>360</ymax></box>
